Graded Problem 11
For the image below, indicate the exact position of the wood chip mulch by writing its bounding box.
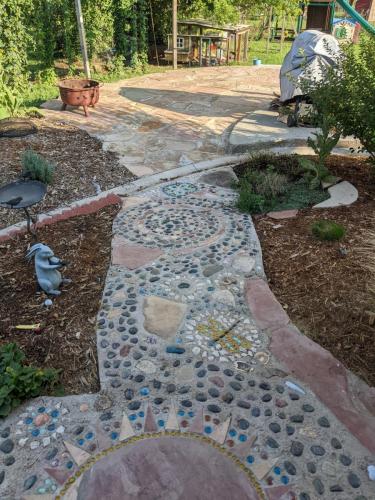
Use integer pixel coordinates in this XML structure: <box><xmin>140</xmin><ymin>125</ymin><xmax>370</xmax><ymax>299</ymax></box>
<box><xmin>0</xmin><ymin>205</ymin><xmax>119</xmax><ymax>395</ymax></box>
<box><xmin>253</xmin><ymin>156</ymin><xmax>375</xmax><ymax>386</ymax></box>
<box><xmin>0</xmin><ymin>118</ymin><xmax>135</xmax><ymax>229</ymax></box>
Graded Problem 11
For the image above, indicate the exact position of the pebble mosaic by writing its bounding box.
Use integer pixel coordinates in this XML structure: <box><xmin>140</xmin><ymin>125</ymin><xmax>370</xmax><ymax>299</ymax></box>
<box><xmin>0</xmin><ymin>176</ymin><xmax>374</xmax><ymax>500</ymax></box>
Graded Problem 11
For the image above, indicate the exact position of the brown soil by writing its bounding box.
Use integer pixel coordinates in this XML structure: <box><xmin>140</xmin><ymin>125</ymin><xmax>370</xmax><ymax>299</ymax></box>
<box><xmin>0</xmin><ymin>118</ymin><xmax>135</xmax><ymax>229</ymax></box>
<box><xmin>252</xmin><ymin>156</ymin><xmax>375</xmax><ymax>386</ymax></box>
<box><xmin>0</xmin><ymin>204</ymin><xmax>118</xmax><ymax>395</ymax></box>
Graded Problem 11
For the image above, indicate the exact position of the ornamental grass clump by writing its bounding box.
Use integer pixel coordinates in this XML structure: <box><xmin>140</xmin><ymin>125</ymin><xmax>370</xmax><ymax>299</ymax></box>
<box><xmin>311</xmin><ymin>220</ymin><xmax>345</xmax><ymax>241</ymax></box>
<box><xmin>21</xmin><ymin>150</ymin><xmax>55</xmax><ymax>184</ymax></box>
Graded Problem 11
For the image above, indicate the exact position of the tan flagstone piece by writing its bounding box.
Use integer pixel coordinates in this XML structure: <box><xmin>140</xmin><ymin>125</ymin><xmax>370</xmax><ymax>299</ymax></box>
<box><xmin>211</xmin><ymin>416</ymin><xmax>231</xmax><ymax>444</ymax></box>
<box><xmin>64</xmin><ymin>441</ymin><xmax>91</xmax><ymax>466</ymax></box>
<box><xmin>165</xmin><ymin>401</ymin><xmax>179</xmax><ymax>431</ymax></box>
<box><xmin>119</xmin><ymin>412</ymin><xmax>135</xmax><ymax>441</ymax></box>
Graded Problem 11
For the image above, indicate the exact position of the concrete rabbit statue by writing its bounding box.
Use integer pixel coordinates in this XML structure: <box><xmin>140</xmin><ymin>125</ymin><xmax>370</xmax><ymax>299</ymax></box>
<box><xmin>26</xmin><ymin>243</ymin><xmax>69</xmax><ymax>296</ymax></box>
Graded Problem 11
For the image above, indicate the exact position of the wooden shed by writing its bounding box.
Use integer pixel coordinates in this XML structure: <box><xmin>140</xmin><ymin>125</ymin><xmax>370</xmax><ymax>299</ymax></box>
<box><xmin>165</xmin><ymin>19</ymin><xmax>250</xmax><ymax>66</ymax></box>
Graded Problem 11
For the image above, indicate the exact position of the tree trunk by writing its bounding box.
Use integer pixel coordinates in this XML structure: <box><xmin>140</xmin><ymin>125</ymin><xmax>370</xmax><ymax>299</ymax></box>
<box><xmin>172</xmin><ymin>0</ymin><xmax>178</xmax><ymax>70</ymax></box>
<box><xmin>266</xmin><ymin>7</ymin><xmax>273</xmax><ymax>55</ymax></box>
<box><xmin>74</xmin><ymin>0</ymin><xmax>91</xmax><ymax>78</ymax></box>
<box><xmin>280</xmin><ymin>14</ymin><xmax>286</xmax><ymax>53</ymax></box>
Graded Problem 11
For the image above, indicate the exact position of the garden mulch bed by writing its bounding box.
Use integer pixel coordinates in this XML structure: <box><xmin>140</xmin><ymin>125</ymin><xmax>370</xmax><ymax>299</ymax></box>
<box><xmin>252</xmin><ymin>156</ymin><xmax>375</xmax><ymax>386</ymax></box>
<box><xmin>0</xmin><ymin>204</ymin><xmax>119</xmax><ymax>395</ymax></box>
<box><xmin>0</xmin><ymin>118</ymin><xmax>135</xmax><ymax>229</ymax></box>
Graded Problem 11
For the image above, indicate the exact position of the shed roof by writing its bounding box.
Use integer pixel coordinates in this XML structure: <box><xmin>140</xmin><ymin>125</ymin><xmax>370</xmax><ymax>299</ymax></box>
<box><xmin>177</xmin><ymin>19</ymin><xmax>250</xmax><ymax>33</ymax></box>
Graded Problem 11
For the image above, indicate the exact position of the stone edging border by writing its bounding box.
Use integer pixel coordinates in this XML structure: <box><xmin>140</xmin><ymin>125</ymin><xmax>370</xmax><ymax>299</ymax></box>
<box><xmin>0</xmin><ymin>147</ymin><xmax>362</xmax><ymax>243</ymax></box>
<box><xmin>245</xmin><ymin>277</ymin><xmax>375</xmax><ymax>455</ymax></box>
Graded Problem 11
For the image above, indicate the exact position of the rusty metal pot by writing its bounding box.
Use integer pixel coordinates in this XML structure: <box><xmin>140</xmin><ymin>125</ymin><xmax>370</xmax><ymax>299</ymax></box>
<box><xmin>58</xmin><ymin>79</ymin><xmax>101</xmax><ymax>117</ymax></box>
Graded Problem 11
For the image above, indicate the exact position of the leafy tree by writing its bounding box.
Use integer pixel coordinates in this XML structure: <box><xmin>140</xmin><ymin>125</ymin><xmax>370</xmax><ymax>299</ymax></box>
<box><xmin>300</xmin><ymin>34</ymin><xmax>375</xmax><ymax>170</ymax></box>
<box><xmin>334</xmin><ymin>35</ymin><xmax>375</xmax><ymax>167</ymax></box>
<box><xmin>0</xmin><ymin>0</ymin><xmax>32</xmax><ymax>88</ymax></box>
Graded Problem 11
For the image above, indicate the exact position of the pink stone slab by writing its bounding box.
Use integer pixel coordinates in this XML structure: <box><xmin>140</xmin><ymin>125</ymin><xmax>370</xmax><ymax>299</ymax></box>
<box><xmin>189</xmin><ymin>406</ymin><xmax>204</xmax><ymax>434</ymax></box>
<box><xmin>44</xmin><ymin>467</ymin><xmax>73</xmax><ymax>485</ymax></box>
<box><xmin>76</xmin><ymin>436</ymin><xmax>262</xmax><ymax>500</ymax></box>
<box><xmin>270</xmin><ymin>324</ymin><xmax>375</xmax><ymax>454</ymax></box>
<box><xmin>144</xmin><ymin>404</ymin><xmax>158</xmax><ymax>433</ymax></box>
<box><xmin>112</xmin><ymin>236</ymin><xmax>163</xmax><ymax>269</ymax></box>
<box><xmin>245</xmin><ymin>278</ymin><xmax>289</xmax><ymax>332</ymax></box>
<box><xmin>267</xmin><ymin>209</ymin><xmax>298</xmax><ymax>220</ymax></box>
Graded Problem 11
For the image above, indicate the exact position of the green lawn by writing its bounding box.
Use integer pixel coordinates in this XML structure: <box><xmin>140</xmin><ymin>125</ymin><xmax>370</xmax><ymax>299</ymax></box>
<box><xmin>248</xmin><ymin>38</ymin><xmax>293</xmax><ymax>65</ymax></box>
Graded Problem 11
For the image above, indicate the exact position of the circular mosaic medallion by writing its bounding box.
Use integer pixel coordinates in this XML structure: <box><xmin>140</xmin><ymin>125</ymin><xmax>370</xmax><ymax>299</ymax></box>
<box><xmin>161</xmin><ymin>182</ymin><xmax>199</xmax><ymax>198</ymax></box>
<box><xmin>182</xmin><ymin>306</ymin><xmax>264</xmax><ymax>363</ymax></box>
<box><xmin>118</xmin><ymin>204</ymin><xmax>222</xmax><ymax>249</ymax></box>
<box><xmin>60</xmin><ymin>434</ymin><xmax>264</xmax><ymax>500</ymax></box>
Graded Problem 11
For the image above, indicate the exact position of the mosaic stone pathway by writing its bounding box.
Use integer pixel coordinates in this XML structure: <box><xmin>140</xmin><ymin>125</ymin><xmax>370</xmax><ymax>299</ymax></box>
<box><xmin>1</xmin><ymin>169</ymin><xmax>375</xmax><ymax>500</ymax></box>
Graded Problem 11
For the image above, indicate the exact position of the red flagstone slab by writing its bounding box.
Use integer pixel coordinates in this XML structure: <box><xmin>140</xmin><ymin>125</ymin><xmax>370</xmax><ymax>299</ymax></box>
<box><xmin>270</xmin><ymin>324</ymin><xmax>375</xmax><ymax>454</ymax></box>
<box><xmin>189</xmin><ymin>407</ymin><xmax>204</xmax><ymax>434</ymax></box>
<box><xmin>76</xmin><ymin>436</ymin><xmax>262</xmax><ymax>500</ymax></box>
<box><xmin>267</xmin><ymin>209</ymin><xmax>298</xmax><ymax>220</ymax></box>
<box><xmin>112</xmin><ymin>236</ymin><xmax>163</xmax><ymax>269</ymax></box>
<box><xmin>245</xmin><ymin>278</ymin><xmax>289</xmax><ymax>332</ymax></box>
<box><xmin>44</xmin><ymin>467</ymin><xmax>72</xmax><ymax>485</ymax></box>
<box><xmin>144</xmin><ymin>404</ymin><xmax>158</xmax><ymax>433</ymax></box>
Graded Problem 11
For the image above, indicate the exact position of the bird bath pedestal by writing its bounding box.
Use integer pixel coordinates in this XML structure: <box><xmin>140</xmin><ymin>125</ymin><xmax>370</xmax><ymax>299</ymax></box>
<box><xmin>0</xmin><ymin>180</ymin><xmax>47</xmax><ymax>238</ymax></box>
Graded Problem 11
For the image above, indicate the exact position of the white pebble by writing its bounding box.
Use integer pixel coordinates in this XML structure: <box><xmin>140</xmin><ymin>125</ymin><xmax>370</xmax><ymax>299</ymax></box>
<box><xmin>44</xmin><ymin>299</ymin><xmax>53</xmax><ymax>307</ymax></box>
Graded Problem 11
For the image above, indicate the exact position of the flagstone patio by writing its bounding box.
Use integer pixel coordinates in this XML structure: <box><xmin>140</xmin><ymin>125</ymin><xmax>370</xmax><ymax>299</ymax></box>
<box><xmin>1</xmin><ymin>169</ymin><xmax>375</xmax><ymax>500</ymax></box>
<box><xmin>42</xmin><ymin>66</ymin><xmax>280</xmax><ymax>177</ymax></box>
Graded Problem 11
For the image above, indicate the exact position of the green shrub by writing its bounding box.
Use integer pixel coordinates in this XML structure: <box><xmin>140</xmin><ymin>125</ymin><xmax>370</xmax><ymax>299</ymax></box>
<box><xmin>311</xmin><ymin>220</ymin><xmax>346</xmax><ymax>241</ymax></box>
<box><xmin>236</xmin><ymin>185</ymin><xmax>265</xmax><ymax>214</ymax></box>
<box><xmin>21</xmin><ymin>150</ymin><xmax>55</xmax><ymax>184</ymax></box>
<box><xmin>298</xmin><ymin>157</ymin><xmax>330</xmax><ymax>189</ymax></box>
<box><xmin>0</xmin><ymin>343</ymin><xmax>59</xmax><ymax>417</ymax></box>
<box><xmin>299</xmin><ymin>34</ymin><xmax>375</xmax><ymax>170</ymax></box>
<box><xmin>241</xmin><ymin>153</ymin><xmax>302</xmax><ymax>178</ymax></box>
<box><xmin>0</xmin><ymin>72</ymin><xmax>24</xmax><ymax>117</ymax></box>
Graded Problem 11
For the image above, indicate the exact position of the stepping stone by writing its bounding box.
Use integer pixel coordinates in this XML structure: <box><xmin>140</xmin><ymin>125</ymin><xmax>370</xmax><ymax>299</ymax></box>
<box><xmin>143</xmin><ymin>296</ymin><xmax>187</xmax><ymax>340</ymax></box>
<box><xmin>112</xmin><ymin>237</ymin><xmax>163</xmax><ymax>269</ymax></box>
<box><xmin>267</xmin><ymin>209</ymin><xmax>298</xmax><ymax>220</ymax></box>
<box><xmin>313</xmin><ymin>181</ymin><xmax>358</xmax><ymax>208</ymax></box>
